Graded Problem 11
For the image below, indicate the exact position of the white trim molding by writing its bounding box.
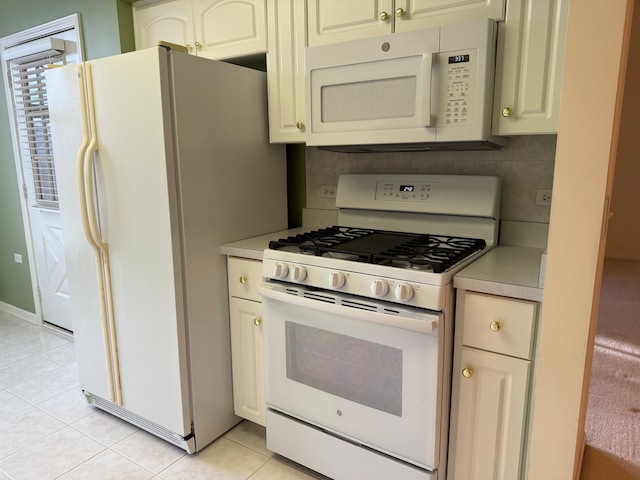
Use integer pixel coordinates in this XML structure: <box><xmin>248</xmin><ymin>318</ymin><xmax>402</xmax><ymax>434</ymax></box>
<box><xmin>0</xmin><ymin>301</ymin><xmax>39</xmax><ymax>325</ymax></box>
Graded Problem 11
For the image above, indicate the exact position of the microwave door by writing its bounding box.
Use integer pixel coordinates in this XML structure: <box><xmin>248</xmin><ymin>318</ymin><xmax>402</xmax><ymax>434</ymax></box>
<box><xmin>307</xmin><ymin>55</ymin><xmax>437</xmax><ymax>146</ymax></box>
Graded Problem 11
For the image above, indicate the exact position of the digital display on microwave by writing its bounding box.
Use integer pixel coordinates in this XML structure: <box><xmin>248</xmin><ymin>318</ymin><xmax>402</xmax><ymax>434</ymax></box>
<box><xmin>399</xmin><ymin>185</ymin><xmax>414</xmax><ymax>192</ymax></box>
<box><xmin>448</xmin><ymin>54</ymin><xmax>470</xmax><ymax>64</ymax></box>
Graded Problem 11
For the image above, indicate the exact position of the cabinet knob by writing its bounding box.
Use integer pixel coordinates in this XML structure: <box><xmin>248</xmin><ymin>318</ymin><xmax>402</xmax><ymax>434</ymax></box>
<box><xmin>501</xmin><ymin>107</ymin><xmax>513</xmax><ymax>118</ymax></box>
<box><xmin>254</xmin><ymin>317</ymin><xmax>262</xmax><ymax>327</ymax></box>
<box><xmin>239</xmin><ymin>275</ymin><xmax>248</xmax><ymax>284</ymax></box>
<box><xmin>490</xmin><ymin>321</ymin><xmax>501</xmax><ymax>332</ymax></box>
<box><xmin>186</xmin><ymin>44</ymin><xmax>193</xmax><ymax>53</ymax></box>
<box><xmin>194</xmin><ymin>41</ymin><xmax>202</xmax><ymax>51</ymax></box>
<box><xmin>462</xmin><ymin>367</ymin><xmax>473</xmax><ymax>378</ymax></box>
<box><xmin>395</xmin><ymin>7</ymin><xmax>406</xmax><ymax>18</ymax></box>
<box><xmin>379</xmin><ymin>11</ymin><xmax>389</xmax><ymax>21</ymax></box>
<box><xmin>296</xmin><ymin>121</ymin><xmax>304</xmax><ymax>130</ymax></box>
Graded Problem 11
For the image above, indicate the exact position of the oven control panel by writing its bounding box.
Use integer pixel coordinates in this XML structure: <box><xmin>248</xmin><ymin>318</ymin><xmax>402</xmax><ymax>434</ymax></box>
<box><xmin>376</xmin><ymin>180</ymin><xmax>442</xmax><ymax>203</ymax></box>
<box><xmin>263</xmin><ymin>256</ymin><xmax>449</xmax><ymax>310</ymax></box>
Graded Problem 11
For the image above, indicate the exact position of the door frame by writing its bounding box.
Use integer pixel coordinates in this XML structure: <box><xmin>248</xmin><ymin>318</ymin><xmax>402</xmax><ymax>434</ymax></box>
<box><xmin>525</xmin><ymin>1</ymin><xmax>635</xmax><ymax>478</ymax></box>
<box><xmin>1</xmin><ymin>14</ymin><xmax>83</xmax><ymax>325</ymax></box>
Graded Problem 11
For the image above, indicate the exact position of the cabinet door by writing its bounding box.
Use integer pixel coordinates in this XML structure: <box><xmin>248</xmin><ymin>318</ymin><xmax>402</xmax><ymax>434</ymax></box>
<box><xmin>266</xmin><ymin>0</ymin><xmax>307</xmax><ymax>143</ymax></box>
<box><xmin>229</xmin><ymin>297</ymin><xmax>266</xmax><ymax>426</ymax></box>
<box><xmin>492</xmin><ymin>0</ymin><xmax>569</xmax><ymax>135</ymax></box>
<box><xmin>307</xmin><ymin>0</ymin><xmax>394</xmax><ymax>46</ymax></box>
<box><xmin>395</xmin><ymin>0</ymin><xmax>505</xmax><ymax>32</ymax></box>
<box><xmin>448</xmin><ymin>347</ymin><xmax>530</xmax><ymax>480</ymax></box>
<box><xmin>133</xmin><ymin>0</ymin><xmax>195</xmax><ymax>51</ymax></box>
<box><xmin>193</xmin><ymin>0</ymin><xmax>267</xmax><ymax>59</ymax></box>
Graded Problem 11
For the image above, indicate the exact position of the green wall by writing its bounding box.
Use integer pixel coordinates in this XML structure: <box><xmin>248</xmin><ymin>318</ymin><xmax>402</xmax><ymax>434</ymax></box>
<box><xmin>0</xmin><ymin>0</ymin><xmax>134</xmax><ymax>312</ymax></box>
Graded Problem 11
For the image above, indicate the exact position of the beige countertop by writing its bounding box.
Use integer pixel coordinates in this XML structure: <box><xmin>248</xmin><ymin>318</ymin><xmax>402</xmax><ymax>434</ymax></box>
<box><xmin>454</xmin><ymin>246</ymin><xmax>546</xmax><ymax>302</ymax></box>
<box><xmin>220</xmin><ymin>227</ymin><xmax>309</xmax><ymax>260</ymax></box>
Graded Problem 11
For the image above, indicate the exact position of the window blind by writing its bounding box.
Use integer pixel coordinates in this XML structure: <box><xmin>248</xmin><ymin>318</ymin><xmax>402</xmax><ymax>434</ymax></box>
<box><xmin>8</xmin><ymin>50</ymin><xmax>65</xmax><ymax>208</ymax></box>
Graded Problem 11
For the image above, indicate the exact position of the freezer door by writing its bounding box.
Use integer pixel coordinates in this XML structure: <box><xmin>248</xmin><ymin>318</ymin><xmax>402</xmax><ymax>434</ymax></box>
<box><xmin>47</xmin><ymin>64</ymin><xmax>112</xmax><ymax>402</ymax></box>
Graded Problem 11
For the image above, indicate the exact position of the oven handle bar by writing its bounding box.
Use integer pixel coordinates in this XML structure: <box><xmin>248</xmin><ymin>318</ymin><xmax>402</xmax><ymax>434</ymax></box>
<box><xmin>259</xmin><ymin>284</ymin><xmax>440</xmax><ymax>335</ymax></box>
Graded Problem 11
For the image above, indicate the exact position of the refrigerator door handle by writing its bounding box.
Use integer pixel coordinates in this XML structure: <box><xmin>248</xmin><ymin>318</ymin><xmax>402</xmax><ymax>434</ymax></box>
<box><xmin>79</xmin><ymin>63</ymin><xmax>123</xmax><ymax>406</ymax></box>
<box><xmin>75</xmin><ymin>65</ymin><xmax>93</xmax><ymax>248</ymax></box>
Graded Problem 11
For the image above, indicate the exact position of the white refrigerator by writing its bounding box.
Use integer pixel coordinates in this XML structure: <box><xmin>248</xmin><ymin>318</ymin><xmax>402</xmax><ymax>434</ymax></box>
<box><xmin>46</xmin><ymin>46</ymin><xmax>287</xmax><ymax>452</ymax></box>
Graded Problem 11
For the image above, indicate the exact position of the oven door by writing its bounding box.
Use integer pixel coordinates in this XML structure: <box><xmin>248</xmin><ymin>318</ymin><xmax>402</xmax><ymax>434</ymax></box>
<box><xmin>260</xmin><ymin>282</ymin><xmax>445</xmax><ymax>470</ymax></box>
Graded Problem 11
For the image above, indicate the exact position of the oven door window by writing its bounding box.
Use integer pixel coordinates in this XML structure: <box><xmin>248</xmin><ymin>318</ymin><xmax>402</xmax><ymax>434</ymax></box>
<box><xmin>286</xmin><ymin>322</ymin><xmax>403</xmax><ymax>416</ymax></box>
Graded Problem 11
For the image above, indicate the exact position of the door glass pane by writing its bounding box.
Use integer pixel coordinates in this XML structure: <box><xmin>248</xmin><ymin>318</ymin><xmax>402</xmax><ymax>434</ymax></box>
<box><xmin>285</xmin><ymin>321</ymin><xmax>403</xmax><ymax>416</ymax></box>
<box><xmin>9</xmin><ymin>54</ymin><xmax>64</xmax><ymax>209</ymax></box>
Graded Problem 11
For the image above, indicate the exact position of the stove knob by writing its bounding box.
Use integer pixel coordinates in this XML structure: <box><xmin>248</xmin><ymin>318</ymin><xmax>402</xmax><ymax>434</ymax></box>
<box><xmin>328</xmin><ymin>272</ymin><xmax>346</xmax><ymax>289</ymax></box>
<box><xmin>291</xmin><ymin>265</ymin><xmax>307</xmax><ymax>282</ymax></box>
<box><xmin>370</xmin><ymin>279</ymin><xmax>389</xmax><ymax>297</ymax></box>
<box><xmin>394</xmin><ymin>283</ymin><xmax>414</xmax><ymax>302</ymax></box>
<box><xmin>272</xmin><ymin>262</ymin><xmax>289</xmax><ymax>279</ymax></box>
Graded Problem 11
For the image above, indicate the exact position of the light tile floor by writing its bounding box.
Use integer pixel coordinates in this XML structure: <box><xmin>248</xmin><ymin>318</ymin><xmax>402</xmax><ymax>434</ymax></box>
<box><xmin>0</xmin><ymin>311</ymin><xmax>326</xmax><ymax>480</ymax></box>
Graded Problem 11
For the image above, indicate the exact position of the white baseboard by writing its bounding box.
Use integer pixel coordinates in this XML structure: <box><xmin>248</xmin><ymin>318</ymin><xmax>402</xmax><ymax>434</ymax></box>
<box><xmin>0</xmin><ymin>301</ymin><xmax>40</xmax><ymax>325</ymax></box>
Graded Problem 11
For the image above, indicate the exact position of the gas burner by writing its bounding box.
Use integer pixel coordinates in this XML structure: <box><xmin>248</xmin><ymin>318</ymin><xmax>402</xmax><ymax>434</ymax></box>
<box><xmin>269</xmin><ymin>226</ymin><xmax>486</xmax><ymax>274</ymax></box>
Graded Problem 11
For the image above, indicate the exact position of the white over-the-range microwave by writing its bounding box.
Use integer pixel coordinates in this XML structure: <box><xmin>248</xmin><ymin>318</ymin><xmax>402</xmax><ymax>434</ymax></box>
<box><xmin>305</xmin><ymin>19</ymin><xmax>507</xmax><ymax>152</ymax></box>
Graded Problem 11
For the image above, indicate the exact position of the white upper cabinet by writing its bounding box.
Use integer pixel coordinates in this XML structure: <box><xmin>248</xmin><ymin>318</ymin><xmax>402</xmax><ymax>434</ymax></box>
<box><xmin>134</xmin><ymin>0</ymin><xmax>195</xmax><ymax>51</ymax></box>
<box><xmin>307</xmin><ymin>0</ymin><xmax>505</xmax><ymax>46</ymax></box>
<box><xmin>395</xmin><ymin>0</ymin><xmax>506</xmax><ymax>31</ymax></box>
<box><xmin>266</xmin><ymin>0</ymin><xmax>307</xmax><ymax>143</ymax></box>
<box><xmin>307</xmin><ymin>0</ymin><xmax>393</xmax><ymax>45</ymax></box>
<box><xmin>492</xmin><ymin>0</ymin><xmax>569</xmax><ymax>135</ymax></box>
<box><xmin>133</xmin><ymin>0</ymin><xmax>267</xmax><ymax>60</ymax></box>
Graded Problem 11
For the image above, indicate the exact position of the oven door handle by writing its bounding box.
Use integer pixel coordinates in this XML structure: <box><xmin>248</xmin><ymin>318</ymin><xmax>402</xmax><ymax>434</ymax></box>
<box><xmin>259</xmin><ymin>284</ymin><xmax>440</xmax><ymax>335</ymax></box>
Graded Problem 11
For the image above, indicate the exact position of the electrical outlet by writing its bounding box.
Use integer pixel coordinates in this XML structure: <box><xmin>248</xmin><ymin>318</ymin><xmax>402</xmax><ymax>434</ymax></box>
<box><xmin>14</xmin><ymin>253</ymin><xmax>23</xmax><ymax>263</ymax></box>
<box><xmin>536</xmin><ymin>189</ymin><xmax>552</xmax><ymax>206</ymax></box>
<box><xmin>320</xmin><ymin>185</ymin><xmax>337</xmax><ymax>198</ymax></box>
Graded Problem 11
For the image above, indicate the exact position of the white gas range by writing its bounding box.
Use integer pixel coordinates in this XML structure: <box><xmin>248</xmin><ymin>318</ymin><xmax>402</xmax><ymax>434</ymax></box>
<box><xmin>260</xmin><ymin>174</ymin><xmax>501</xmax><ymax>480</ymax></box>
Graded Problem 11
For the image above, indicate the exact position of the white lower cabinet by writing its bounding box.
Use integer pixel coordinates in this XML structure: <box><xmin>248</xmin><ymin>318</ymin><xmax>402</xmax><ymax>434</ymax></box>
<box><xmin>449</xmin><ymin>347</ymin><xmax>530</xmax><ymax>479</ymax></box>
<box><xmin>448</xmin><ymin>290</ymin><xmax>537</xmax><ymax>480</ymax></box>
<box><xmin>227</xmin><ymin>257</ymin><xmax>266</xmax><ymax>426</ymax></box>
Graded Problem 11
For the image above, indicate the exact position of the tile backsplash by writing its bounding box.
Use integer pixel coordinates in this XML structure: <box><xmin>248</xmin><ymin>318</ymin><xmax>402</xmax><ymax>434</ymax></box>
<box><xmin>305</xmin><ymin>135</ymin><xmax>556</xmax><ymax>244</ymax></box>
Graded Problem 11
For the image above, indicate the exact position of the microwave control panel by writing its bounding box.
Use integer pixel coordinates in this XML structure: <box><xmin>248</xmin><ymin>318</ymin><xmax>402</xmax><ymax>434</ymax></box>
<box><xmin>438</xmin><ymin>49</ymin><xmax>478</xmax><ymax>128</ymax></box>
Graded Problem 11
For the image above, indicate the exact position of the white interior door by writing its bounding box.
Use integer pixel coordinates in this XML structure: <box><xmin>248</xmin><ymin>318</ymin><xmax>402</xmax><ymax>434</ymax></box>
<box><xmin>28</xmin><ymin>202</ymin><xmax>70</xmax><ymax>330</ymax></box>
<box><xmin>1</xmin><ymin>18</ymin><xmax>82</xmax><ymax>331</ymax></box>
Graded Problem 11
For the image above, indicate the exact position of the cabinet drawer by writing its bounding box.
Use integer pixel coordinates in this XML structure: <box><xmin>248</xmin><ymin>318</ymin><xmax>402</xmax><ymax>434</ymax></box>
<box><xmin>228</xmin><ymin>257</ymin><xmax>263</xmax><ymax>301</ymax></box>
<box><xmin>461</xmin><ymin>291</ymin><xmax>536</xmax><ymax>359</ymax></box>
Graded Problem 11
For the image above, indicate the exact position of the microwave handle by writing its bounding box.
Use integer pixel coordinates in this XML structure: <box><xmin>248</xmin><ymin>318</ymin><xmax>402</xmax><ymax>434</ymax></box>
<box><xmin>421</xmin><ymin>54</ymin><xmax>434</xmax><ymax>127</ymax></box>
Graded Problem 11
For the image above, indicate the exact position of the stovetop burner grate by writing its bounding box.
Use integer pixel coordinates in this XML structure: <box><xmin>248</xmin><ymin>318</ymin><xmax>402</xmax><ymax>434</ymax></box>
<box><xmin>268</xmin><ymin>226</ymin><xmax>486</xmax><ymax>273</ymax></box>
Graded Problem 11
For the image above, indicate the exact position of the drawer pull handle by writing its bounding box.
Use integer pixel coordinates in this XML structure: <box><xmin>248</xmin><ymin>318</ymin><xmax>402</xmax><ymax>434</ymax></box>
<box><xmin>254</xmin><ymin>317</ymin><xmax>262</xmax><ymax>327</ymax></box>
<box><xmin>462</xmin><ymin>367</ymin><xmax>473</xmax><ymax>378</ymax></box>
<box><xmin>490</xmin><ymin>321</ymin><xmax>501</xmax><ymax>332</ymax></box>
<box><xmin>239</xmin><ymin>275</ymin><xmax>248</xmax><ymax>284</ymax></box>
